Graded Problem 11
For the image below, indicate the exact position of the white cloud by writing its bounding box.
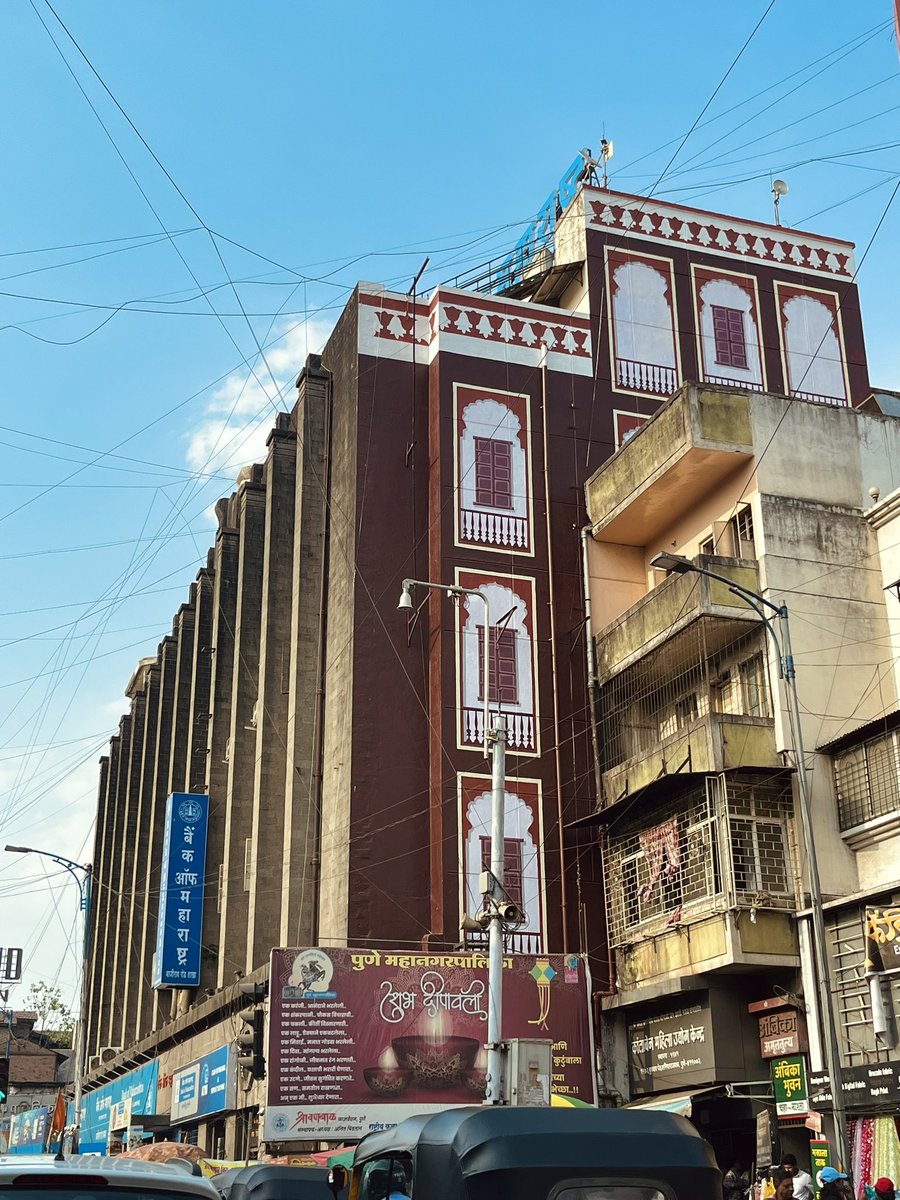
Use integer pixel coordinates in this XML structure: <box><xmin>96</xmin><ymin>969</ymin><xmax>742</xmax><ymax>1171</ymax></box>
<box><xmin>185</xmin><ymin>318</ymin><xmax>333</xmax><ymax>476</ymax></box>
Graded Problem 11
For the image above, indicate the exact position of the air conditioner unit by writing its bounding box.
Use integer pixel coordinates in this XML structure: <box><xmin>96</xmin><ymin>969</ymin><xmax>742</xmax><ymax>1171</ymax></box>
<box><xmin>99</xmin><ymin>1046</ymin><xmax>122</xmax><ymax>1063</ymax></box>
<box><xmin>87</xmin><ymin>1055</ymin><xmax>101</xmax><ymax>1071</ymax></box>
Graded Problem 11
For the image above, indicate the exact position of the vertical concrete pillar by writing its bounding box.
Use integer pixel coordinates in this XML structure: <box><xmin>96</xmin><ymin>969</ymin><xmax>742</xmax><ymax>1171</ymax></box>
<box><xmin>134</xmin><ymin>635</ymin><xmax>177</xmax><ymax>1035</ymax></box>
<box><xmin>205</xmin><ymin>501</ymin><xmax>240</xmax><ymax>990</ymax></box>
<box><xmin>98</xmin><ymin>714</ymin><xmax>131</xmax><ymax>1049</ymax></box>
<box><xmin>186</xmin><ymin>563</ymin><xmax>215</xmax><ymax>794</ymax></box>
<box><xmin>167</xmin><ymin>591</ymin><xmax>197</xmax><ymax>795</ymax></box>
<box><xmin>247</xmin><ymin>415</ymin><xmax>297</xmax><ymax>966</ymax></box>
<box><xmin>281</xmin><ymin>361</ymin><xmax>329</xmax><ymax>947</ymax></box>
<box><xmin>84</xmin><ymin>751</ymin><xmax>112</xmax><ymax>1060</ymax></box>
<box><xmin>217</xmin><ymin>466</ymin><xmax>266</xmax><ymax>982</ymax></box>
<box><xmin>121</xmin><ymin>662</ymin><xmax>160</xmax><ymax>1044</ymax></box>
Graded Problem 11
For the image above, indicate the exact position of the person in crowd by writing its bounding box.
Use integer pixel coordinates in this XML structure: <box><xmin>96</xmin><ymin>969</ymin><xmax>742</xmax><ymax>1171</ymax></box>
<box><xmin>819</xmin><ymin>1166</ymin><xmax>852</xmax><ymax>1200</ymax></box>
<box><xmin>872</xmin><ymin>1178</ymin><xmax>895</xmax><ymax>1200</ymax></box>
<box><xmin>772</xmin><ymin>1170</ymin><xmax>794</xmax><ymax>1200</ymax></box>
<box><xmin>781</xmin><ymin>1154</ymin><xmax>814</xmax><ymax>1200</ymax></box>
<box><xmin>724</xmin><ymin>1162</ymin><xmax>750</xmax><ymax>1200</ymax></box>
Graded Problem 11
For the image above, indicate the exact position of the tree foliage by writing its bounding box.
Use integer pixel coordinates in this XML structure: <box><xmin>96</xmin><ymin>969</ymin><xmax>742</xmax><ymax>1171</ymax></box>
<box><xmin>23</xmin><ymin>982</ymin><xmax>75</xmax><ymax>1040</ymax></box>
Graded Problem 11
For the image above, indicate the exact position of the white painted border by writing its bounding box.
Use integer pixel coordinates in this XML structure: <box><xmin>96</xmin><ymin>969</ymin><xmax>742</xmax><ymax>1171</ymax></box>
<box><xmin>452</xmin><ymin>382</ymin><xmax>535</xmax><ymax>558</ymax></box>
<box><xmin>456</xmin><ymin>770</ymin><xmax>548</xmax><ymax>953</ymax></box>
<box><xmin>604</xmin><ymin>245</ymin><xmax>683</xmax><ymax>402</ymax></box>
<box><xmin>453</xmin><ymin>566</ymin><xmax>541</xmax><ymax>758</ymax></box>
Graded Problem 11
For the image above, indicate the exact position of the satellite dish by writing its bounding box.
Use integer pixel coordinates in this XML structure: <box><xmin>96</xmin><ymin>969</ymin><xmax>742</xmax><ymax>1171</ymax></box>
<box><xmin>772</xmin><ymin>179</ymin><xmax>789</xmax><ymax>197</ymax></box>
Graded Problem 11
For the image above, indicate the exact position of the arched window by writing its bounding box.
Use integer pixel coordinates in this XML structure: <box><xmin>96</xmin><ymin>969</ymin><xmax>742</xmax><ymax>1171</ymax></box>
<box><xmin>780</xmin><ymin>292</ymin><xmax>847</xmax><ymax>404</ymax></box>
<box><xmin>610</xmin><ymin>256</ymin><xmax>678</xmax><ymax>396</ymax></box>
<box><xmin>696</xmin><ymin>276</ymin><xmax>763</xmax><ymax>389</ymax></box>
<box><xmin>457</xmin><ymin>392</ymin><xmax>531</xmax><ymax>552</ymax></box>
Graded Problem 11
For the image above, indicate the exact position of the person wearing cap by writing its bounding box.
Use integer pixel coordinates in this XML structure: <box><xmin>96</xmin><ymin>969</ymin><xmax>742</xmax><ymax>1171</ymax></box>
<box><xmin>819</xmin><ymin>1166</ymin><xmax>852</xmax><ymax>1200</ymax></box>
<box><xmin>872</xmin><ymin>1178</ymin><xmax>895</xmax><ymax>1200</ymax></box>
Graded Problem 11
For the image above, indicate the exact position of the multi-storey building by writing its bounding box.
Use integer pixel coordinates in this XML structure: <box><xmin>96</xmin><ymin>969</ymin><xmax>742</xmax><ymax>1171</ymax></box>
<box><xmin>72</xmin><ymin>163</ymin><xmax>892</xmax><ymax>1159</ymax></box>
<box><xmin>583</xmin><ymin>382</ymin><xmax>900</xmax><ymax>1172</ymax></box>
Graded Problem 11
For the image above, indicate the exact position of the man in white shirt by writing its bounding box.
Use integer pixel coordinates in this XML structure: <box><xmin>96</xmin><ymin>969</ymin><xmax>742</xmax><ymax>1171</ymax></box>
<box><xmin>780</xmin><ymin>1154</ymin><xmax>813</xmax><ymax>1200</ymax></box>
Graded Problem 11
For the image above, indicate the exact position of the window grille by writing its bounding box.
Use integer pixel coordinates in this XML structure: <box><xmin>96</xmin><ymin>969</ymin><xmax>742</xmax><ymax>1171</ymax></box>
<box><xmin>832</xmin><ymin>730</ymin><xmax>900</xmax><ymax>830</ymax></box>
<box><xmin>603</xmin><ymin>772</ymin><xmax>792</xmax><ymax>947</ymax></box>
<box><xmin>474</xmin><ymin>436</ymin><xmax>513</xmax><ymax>509</ymax></box>
<box><xmin>597</xmin><ymin>621</ymin><xmax>771</xmax><ymax>776</ymax></box>
<box><xmin>826</xmin><ymin>902</ymin><xmax>900</xmax><ymax>1066</ymax></box>
<box><xmin>477</xmin><ymin>625</ymin><xmax>518</xmax><ymax>705</ymax></box>
<box><xmin>711</xmin><ymin>305</ymin><xmax>749</xmax><ymax>369</ymax></box>
<box><xmin>734</xmin><ymin>505</ymin><xmax>755</xmax><ymax>549</ymax></box>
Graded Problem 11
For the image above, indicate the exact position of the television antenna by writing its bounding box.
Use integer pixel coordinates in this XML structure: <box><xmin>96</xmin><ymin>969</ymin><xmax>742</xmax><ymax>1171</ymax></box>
<box><xmin>772</xmin><ymin>178</ymin><xmax>789</xmax><ymax>226</ymax></box>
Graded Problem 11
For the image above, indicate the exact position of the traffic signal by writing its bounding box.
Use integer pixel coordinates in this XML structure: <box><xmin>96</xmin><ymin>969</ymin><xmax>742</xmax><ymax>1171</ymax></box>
<box><xmin>0</xmin><ymin>1056</ymin><xmax>9</xmax><ymax>1103</ymax></box>
<box><xmin>236</xmin><ymin>979</ymin><xmax>267</xmax><ymax>1081</ymax></box>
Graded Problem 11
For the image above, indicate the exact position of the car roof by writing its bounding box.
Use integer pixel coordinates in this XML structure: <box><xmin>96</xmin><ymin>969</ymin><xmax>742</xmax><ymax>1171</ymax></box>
<box><xmin>0</xmin><ymin>1156</ymin><xmax>217</xmax><ymax>1197</ymax></box>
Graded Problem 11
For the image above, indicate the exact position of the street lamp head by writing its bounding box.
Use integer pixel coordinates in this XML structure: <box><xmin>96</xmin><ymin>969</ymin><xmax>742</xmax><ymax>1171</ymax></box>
<box><xmin>4</xmin><ymin>845</ymin><xmax>31</xmax><ymax>855</ymax></box>
<box><xmin>397</xmin><ymin>583</ymin><xmax>414</xmax><ymax>611</ymax></box>
<box><xmin>650</xmin><ymin>551</ymin><xmax>695</xmax><ymax>575</ymax></box>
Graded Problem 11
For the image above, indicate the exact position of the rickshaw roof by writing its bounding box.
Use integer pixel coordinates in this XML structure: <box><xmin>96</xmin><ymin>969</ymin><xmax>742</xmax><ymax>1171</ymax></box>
<box><xmin>225</xmin><ymin>1165</ymin><xmax>334</xmax><ymax>1200</ymax></box>
<box><xmin>355</xmin><ymin>1105</ymin><xmax>718</xmax><ymax>1175</ymax></box>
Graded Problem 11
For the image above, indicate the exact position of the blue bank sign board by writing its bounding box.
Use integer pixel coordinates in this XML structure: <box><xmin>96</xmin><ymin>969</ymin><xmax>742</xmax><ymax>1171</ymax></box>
<box><xmin>153</xmin><ymin>792</ymin><xmax>209</xmax><ymax>989</ymax></box>
<box><xmin>171</xmin><ymin>1044</ymin><xmax>236</xmax><ymax>1123</ymax></box>
<box><xmin>81</xmin><ymin>1061</ymin><xmax>159</xmax><ymax>1155</ymax></box>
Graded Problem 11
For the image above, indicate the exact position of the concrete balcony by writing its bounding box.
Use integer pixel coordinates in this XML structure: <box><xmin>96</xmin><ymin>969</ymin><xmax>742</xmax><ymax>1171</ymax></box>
<box><xmin>595</xmin><ymin>558</ymin><xmax>763</xmax><ymax>684</ymax></box>
<box><xmin>586</xmin><ymin>383</ymin><xmax>754</xmax><ymax>545</ymax></box>
<box><xmin>613</xmin><ymin>906</ymin><xmax>800</xmax><ymax>1000</ymax></box>
<box><xmin>601</xmin><ymin>710</ymin><xmax>780</xmax><ymax>810</ymax></box>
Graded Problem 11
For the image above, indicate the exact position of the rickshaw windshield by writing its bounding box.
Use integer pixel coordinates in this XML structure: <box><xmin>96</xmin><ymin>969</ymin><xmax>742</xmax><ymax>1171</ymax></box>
<box><xmin>556</xmin><ymin>1188</ymin><xmax>668</xmax><ymax>1200</ymax></box>
<box><xmin>358</xmin><ymin>1157</ymin><xmax>413</xmax><ymax>1200</ymax></box>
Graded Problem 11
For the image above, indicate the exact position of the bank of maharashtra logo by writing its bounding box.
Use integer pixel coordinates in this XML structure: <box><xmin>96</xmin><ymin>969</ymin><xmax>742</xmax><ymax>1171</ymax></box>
<box><xmin>178</xmin><ymin>797</ymin><xmax>204</xmax><ymax>823</ymax></box>
<box><xmin>271</xmin><ymin>1113</ymin><xmax>289</xmax><ymax>1134</ymax></box>
<box><xmin>284</xmin><ymin>949</ymin><xmax>337</xmax><ymax>1000</ymax></box>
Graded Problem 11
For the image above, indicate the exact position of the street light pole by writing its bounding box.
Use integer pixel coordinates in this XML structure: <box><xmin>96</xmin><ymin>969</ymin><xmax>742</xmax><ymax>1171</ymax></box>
<box><xmin>398</xmin><ymin>579</ymin><xmax>508</xmax><ymax>1104</ymax></box>
<box><xmin>649</xmin><ymin>554</ymin><xmax>850</xmax><ymax>1171</ymax></box>
<box><xmin>5</xmin><ymin>845</ymin><xmax>92</xmax><ymax>1148</ymax></box>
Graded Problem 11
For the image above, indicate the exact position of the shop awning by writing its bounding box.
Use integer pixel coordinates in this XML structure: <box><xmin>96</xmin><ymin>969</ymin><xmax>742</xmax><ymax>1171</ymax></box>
<box><xmin>625</xmin><ymin>1087</ymin><xmax>721</xmax><ymax>1116</ymax></box>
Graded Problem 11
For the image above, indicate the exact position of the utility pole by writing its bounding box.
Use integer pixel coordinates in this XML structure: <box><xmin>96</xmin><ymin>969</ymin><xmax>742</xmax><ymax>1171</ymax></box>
<box><xmin>398</xmin><ymin>579</ymin><xmax>509</xmax><ymax>1103</ymax></box>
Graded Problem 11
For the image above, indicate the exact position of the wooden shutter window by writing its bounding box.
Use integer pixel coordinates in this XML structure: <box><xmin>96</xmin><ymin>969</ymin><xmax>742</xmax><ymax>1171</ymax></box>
<box><xmin>479</xmin><ymin>836</ymin><xmax>525</xmax><ymax>908</ymax></box>
<box><xmin>477</xmin><ymin>626</ymin><xmax>519</xmax><ymax>705</ymax></box>
<box><xmin>474</xmin><ymin>436</ymin><xmax>514</xmax><ymax>509</ymax></box>
<box><xmin>711</xmin><ymin>304</ymin><xmax>749</xmax><ymax>369</ymax></box>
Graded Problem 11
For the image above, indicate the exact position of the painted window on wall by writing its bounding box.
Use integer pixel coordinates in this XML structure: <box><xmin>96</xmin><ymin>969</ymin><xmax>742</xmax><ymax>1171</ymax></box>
<box><xmin>455</xmin><ymin>386</ymin><xmax>532</xmax><ymax>554</ymax></box>
<box><xmin>776</xmin><ymin>283</ymin><xmax>847</xmax><ymax>405</ymax></box>
<box><xmin>477</xmin><ymin>626</ymin><xmax>519</xmax><ymax>705</ymax></box>
<box><xmin>474</xmin><ymin>437</ymin><xmax>513</xmax><ymax>509</ymax></box>
<box><xmin>711</xmin><ymin>305</ymin><xmax>748</xmax><ymax>368</ymax></box>
<box><xmin>613</xmin><ymin>410</ymin><xmax>650</xmax><ymax>448</ymax></box>
<box><xmin>608</xmin><ymin>250</ymin><xmax>679</xmax><ymax>397</ymax></box>
<box><xmin>459</xmin><ymin>774</ymin><xmax>544</xmax><ymax>954</ymax></box>
<box><xmin>693</xmin><ymin>269</ymin><xmax>764</xmax><ymax>390</ymax></box>
<box><xmin>457</xmin><ymin>570</ymin><xmax>537</xmax><ymax>753</ymax></box>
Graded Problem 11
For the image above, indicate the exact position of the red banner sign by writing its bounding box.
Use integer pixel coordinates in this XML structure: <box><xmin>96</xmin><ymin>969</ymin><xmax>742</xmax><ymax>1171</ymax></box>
<box><xmin>264</xmin><ymin>948</ymin><xmax>595</xmax><ymax>1141</ymax></box>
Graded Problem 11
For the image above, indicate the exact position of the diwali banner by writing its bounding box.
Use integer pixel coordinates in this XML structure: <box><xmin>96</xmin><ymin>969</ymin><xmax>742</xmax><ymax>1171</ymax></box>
<box><xmin>264</xmin><ymin>947</ymin><xmax>595</xmax><ymax>1141</ymax></box>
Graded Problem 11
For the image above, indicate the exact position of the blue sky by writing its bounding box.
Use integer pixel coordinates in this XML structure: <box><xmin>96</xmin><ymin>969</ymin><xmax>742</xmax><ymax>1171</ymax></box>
<box><xmin>1</xmin><ymin>0</ymin><xmax>899</xmax><ymax>1018</ymax></box>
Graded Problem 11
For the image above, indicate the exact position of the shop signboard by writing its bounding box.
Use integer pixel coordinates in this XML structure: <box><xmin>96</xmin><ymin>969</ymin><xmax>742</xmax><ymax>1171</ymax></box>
<box><xmin>771</xmin><ymin>1055</ymin><xmax>809</xmax><ymax>1118</ymax></box>
<box><xmin>628</xmin><ymin>1000</ymin><xmax>714</xmax><ymax>1095</ymax></box>
<box><xmin>153</xmin><ymin>792</ymin><xmax>209</xmax><ymax>989</ymax></box>
<box><xmin>755</xmin><ymin>1109</ymin><xmax>773</xmax><ymax>1174</ymax></box>
<box><xmin>171</xmin><ymin>1044</ymin><xmax>236</xmax><ymax>1123</ymax></box>
<box><xmin>264</xmin><ymin>947</ymin><xmax>595</xmax><ymax>1141</ymax></box>
<box><xmin>81</xmin><ymin>1060</ymin><xmax>159</xmax><ymax>1155</ymax></box>
<box><xmin>808</xmin><ymin>1061</ymin><xmax>900</xmax><ymax>1108</ymax></box>
<box><xmin>758</xmin><ymin>1011</ymin><xmax>807</xmax><ymax>1059</ymax></box>
<box><xmin>810</xmin><ymin>1140</ymin><xmax>831</xmax><ymax>1200</ymax></box>
<box><xmin>6</xmin><ymin>1107</ymin><xmax>50</xmax><ymax>1155</ymax></box>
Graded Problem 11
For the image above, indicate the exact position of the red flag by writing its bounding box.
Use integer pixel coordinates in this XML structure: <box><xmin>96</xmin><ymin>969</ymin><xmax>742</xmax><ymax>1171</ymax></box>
<box><xmin>49</xmin><ymin>1090</ymin><xmax>67</xmax><ymax>1143</ymax></box>
<box><xmin>896</xmin><ymin>0</ymin><xmax>900</xmax><ymax>62</ymax></box>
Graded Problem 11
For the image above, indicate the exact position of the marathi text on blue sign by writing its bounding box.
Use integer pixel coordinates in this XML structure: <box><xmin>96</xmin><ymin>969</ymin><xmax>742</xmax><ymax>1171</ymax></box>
<box><xmin>153</xmin><ymin>793</ymin><xmax>209</xmax><ymax>989</ymax></box>
<box><xmin>171</xmin><ymin>1044</ymin><xmax>236</xmax><ymax>1122</ymax></box>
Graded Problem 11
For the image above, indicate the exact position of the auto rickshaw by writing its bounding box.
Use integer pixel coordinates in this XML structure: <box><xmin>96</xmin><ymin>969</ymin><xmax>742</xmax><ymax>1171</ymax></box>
<box><xmin>327</xmin><ymin>1106</ymin><xmax>722</xmax><ymax>1200</ymax></box>
<box><xmin>221</xmin><ymin>1166</ymin><xmax>345</xmax><ymax>1200</ymax></box>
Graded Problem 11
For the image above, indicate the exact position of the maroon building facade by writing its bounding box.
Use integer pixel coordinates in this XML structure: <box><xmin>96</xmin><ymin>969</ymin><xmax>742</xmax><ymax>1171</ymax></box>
<box><xmin>83</xmin><ymin>177</ymin><xmax>872</xmax><ymax>1139</ymax></box>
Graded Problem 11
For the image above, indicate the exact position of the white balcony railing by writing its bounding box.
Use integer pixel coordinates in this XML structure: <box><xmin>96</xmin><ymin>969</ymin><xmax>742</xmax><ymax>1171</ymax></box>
<box><xmin>616</xmin><ymin>357</ymin><xmax>678</xmax><ymax>396</ymax></box>
<box><xmin>465</xmin><ymin>928</ymin><xmax>543</xmax><ymax>955</ymax></box>
<box><xmin>463</xmin><ymin>707</ymin><xmax>535</xmax><ymax>751</ymax></box>
<box><xmin>460</xmin><ymin>508</ymin><xmax>529</xmax><ymax>549</ymax></box>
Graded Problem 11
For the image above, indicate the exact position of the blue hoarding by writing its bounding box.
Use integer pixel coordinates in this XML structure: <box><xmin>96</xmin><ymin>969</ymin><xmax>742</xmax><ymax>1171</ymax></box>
<box><xmin>7</xmin><ymin>1106</ymin><xmax>50</xmax><ymax>1154</ymax></box>
<box><xmin>170</xmin><ymin>1044</ymin><xmax>236</xmax><ymax>1122</ymax></box>
<box><xmin>153</xmin><ymin>792</ymin><xmax>209</xmax><ymax>989</ymax></box>
<box><xmin>80</xmin><ymin>1060</ymin><xmax>158</xmax><ymax>1155</ymax></box>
